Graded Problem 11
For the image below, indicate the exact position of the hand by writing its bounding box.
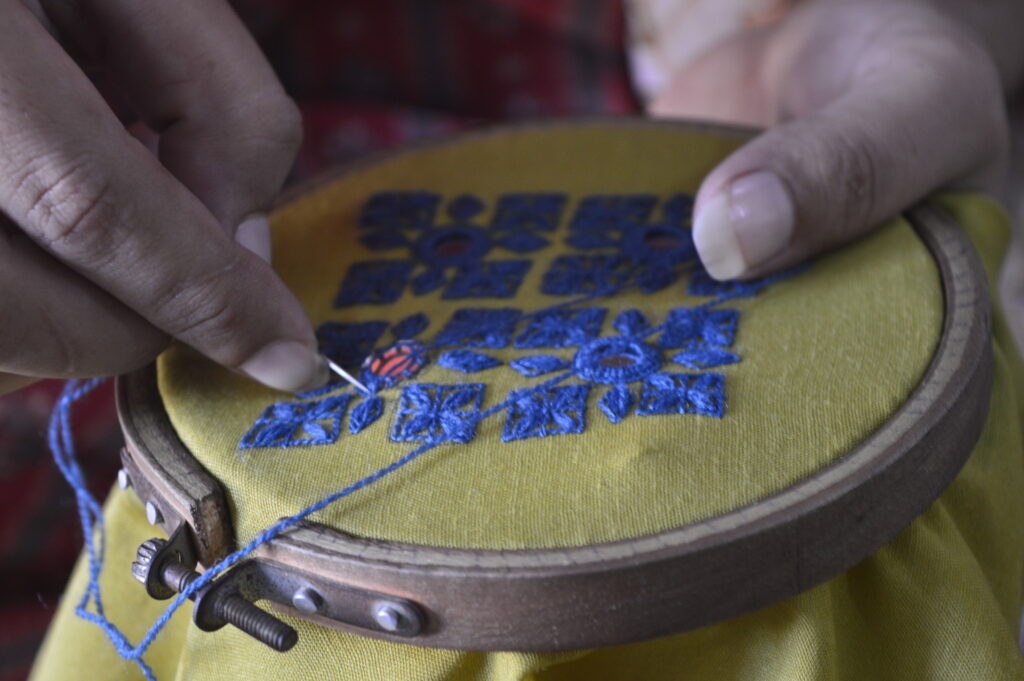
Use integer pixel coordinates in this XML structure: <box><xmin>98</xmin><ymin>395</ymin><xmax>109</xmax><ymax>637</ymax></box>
<box><xmin>0</xmin><ymin>0</ymin><xmax>324</xmax><ymax>395</ymax></box>
<box><xmin>650</xmin><ymin>0</ymin><xmax>1020</xmax><ymax>280</ymax></box>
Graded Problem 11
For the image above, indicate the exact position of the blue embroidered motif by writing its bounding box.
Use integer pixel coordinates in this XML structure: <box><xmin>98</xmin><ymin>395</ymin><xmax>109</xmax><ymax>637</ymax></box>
<box><xmin>446</xmin><ymin>193</ymin><xmax>486</xmax><ymax>221</ymax></box>
<box><xmin>349</xmin><ymin>396</ymin><xmax>384</xmax><ymax>434</ymax></box>
<box><xmin>637</xmin><ymin>373</ymin><xmax>725</xmax><ymax>418</ymax></box>
<box><xmin>561</xmin><ymin>194</ymin><xmax>697</xmax><ymax>294</ymax></box>
<box><xmin>359</xmin><ymin>229</ymin><xmax>409</xmax><ymax>251</ymax></box>
<box><xmin>490</xmin><ymin>193</ymin><xmax>566</xmax><ymax>232</ymax></box>
<box><xmin>671</xmin><ymin>349</ymin><xmax>740</xmax><ymax>370</ymax></box>
<box><xmin>438</xmin><ymin>350</ymin><xmax>502</xmax><ymax>373</ymax></box>
<box><xmin>334</xmin><ymin>260</ymin><xmax>415</xmax><ymax>307</ymax></box>
<box><xmin>618</xmin><ymin>224</ymin><xmax>696</xmax><ymax>266</ymax></box>
<box><xmin>435</xmin><ymin>308</ymin><xmax>522</xmax><ymax>348</ymax></box>
<box><xmin>494</xmin><ymin>231</ymin><xmax>550</xmax><ymax>253</ymax></box>
<box><xmin>659</xmin><ymin>308</ymin><xmax>738</xmax><ymax>349</ymax></box>
<box><xmin>565</xmin><ymin>232</ymin><xmax>617</xmax><ymax>249</ymax></box>
<box><xmin>660</xmin><ymin>193</ymin><xmax>694</xmax><ymax>225</ymax></box>
<box><xmin>503</xmin><ymin>384</ymin><xmax>589</xmax><ymax>441</ymax></box>
<box><xmin>241</xmin><ymin>395</ymin><xmax>352</xmax><ymax>448</ymax></box>
<box><xmin>390</xmin><ymin>313</ymin><xmax>430</xmax><ymax>340</ymax></box>
<box><xmin>514</xmin><ymin>307</ymin><xmax>606</xmax><ymax>348</ymax></box>
<box><xmin>574</xmin><ymin>336</ymin><xmax>662</xmax><ymax>385</ymax></box>
<box><xmin>392</xmin><ymin>384</ymin><xmax>484</xmax><ymax>443</ymax></box>
<box><xmin>599</xmin><ymin>384</ymin><xmax>634</xmax><ymax>423</ymax></box>
<box><xmin>569</xmin><ymin>195</ymin><xmax>658</xmax><ymax>231</ymax></box>
<box><xmin>442</xmin><ymin>260</ymin><xmax>531</xmax><ymax>299</ymax></box>
<box><xmin>509</xmin><ymin>355</ymin><xmax>571</xmax><ymax>377</ymax></box>
<box><xmin>316</xmin><ymin>321</ymin><xmax>388</xmax><ymax>368</ymax></box>
<box><xmin>612</xmin><ymin>309</ymin><xmax>648</xmax><ymax>337</ymax></box>
<box><xmin>360</xmin><ymin>192</ymin><xmax>441</xmax><ymax>230</ymax></box>
<box><xmin>411</xmin><ymin>268</ymin><xmax>446</xmax><ymax>295</ymax></box>
<box><xmin>541</xmin><ymin>254</ymin><xmax>631</xmax><ymax>295</ymax></box>
<box><xmin>413</xmin><ymin>226</ymin><xmax>491</xmax><ymax>267</ymax></box>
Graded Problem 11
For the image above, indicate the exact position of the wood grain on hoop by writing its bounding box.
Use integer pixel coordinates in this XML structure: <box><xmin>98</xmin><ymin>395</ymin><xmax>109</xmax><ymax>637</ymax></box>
<box><xmin>117</xmin><ymin>121</ymin><xmax>991</xmax><ymax>651</ymax></box>
<box><xmin>117</xmin><ymin>368</ymin><xmax>232</xmax><ymax>566</ymax></box>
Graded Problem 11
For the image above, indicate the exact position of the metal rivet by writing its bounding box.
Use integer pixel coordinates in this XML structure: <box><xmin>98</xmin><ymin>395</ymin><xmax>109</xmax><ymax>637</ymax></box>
<box><xmin>145</xmin><ymin>501</ymin><xmax>163</xmax><ymax>526</ymax></box>
<box><xmin>291</xmin><ymin>587</ymin><xmax>323</xmax><ymax>615</ymax></box>
<box><xmin>373</xmin><ymin>603</ymin><xmax>403</xmax><ymax>632</ymax></box>
<box><xmin>117</xmin><ymin>469</ymin><xmax>132</xmax><ymax>490</ymax></box>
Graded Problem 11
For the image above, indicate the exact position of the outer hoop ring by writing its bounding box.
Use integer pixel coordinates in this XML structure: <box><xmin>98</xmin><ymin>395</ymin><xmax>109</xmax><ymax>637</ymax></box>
<box><xmin>117</xmin><ymin>120</ymin><xmax>991</xmax><ymax>652</ymax></box>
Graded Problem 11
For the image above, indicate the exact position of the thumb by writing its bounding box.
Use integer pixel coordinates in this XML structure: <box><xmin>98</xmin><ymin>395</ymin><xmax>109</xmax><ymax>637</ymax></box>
<box><xmin>691</xmin><ymin>34</ymin><xmax>1007</xmax><ymax>280</ymax></box>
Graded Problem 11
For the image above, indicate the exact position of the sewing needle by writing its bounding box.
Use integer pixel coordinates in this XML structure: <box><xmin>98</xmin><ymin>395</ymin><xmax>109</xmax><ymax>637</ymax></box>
<box><xmin>325</xmin><ymin>356</ymin><xmax>370</xmax><ymax>395</ymax></box>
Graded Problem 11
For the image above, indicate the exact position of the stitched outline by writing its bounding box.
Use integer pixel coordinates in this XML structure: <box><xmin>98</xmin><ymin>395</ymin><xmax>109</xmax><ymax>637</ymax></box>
<box><xmin>392</xmin><ymin>383</ymin><xmax>485</xmax><ymax>443</ymax></box>
<box><xmin>241</xmin><ymin>395</ymin><xmax>352</xmax><ymax>448</ymax></box>
<box><xmin>503</xmin><ymin>384</ymin><xmax>590</xmax><ymax>441</ymax></box>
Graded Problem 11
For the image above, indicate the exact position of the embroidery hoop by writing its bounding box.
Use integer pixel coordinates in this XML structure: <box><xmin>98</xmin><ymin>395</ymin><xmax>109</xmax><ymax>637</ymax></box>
<box><xmin>115</xmin><ymin>120</ymin><xmax>991</xmax><ymax>652</ymax></box>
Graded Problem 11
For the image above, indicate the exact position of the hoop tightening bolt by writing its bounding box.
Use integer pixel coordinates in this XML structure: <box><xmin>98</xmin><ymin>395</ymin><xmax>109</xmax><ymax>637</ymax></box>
<box><xmin>132</xmin><ymin>538</ymin><xmax>297</xmax><ymax>652</ymax></box>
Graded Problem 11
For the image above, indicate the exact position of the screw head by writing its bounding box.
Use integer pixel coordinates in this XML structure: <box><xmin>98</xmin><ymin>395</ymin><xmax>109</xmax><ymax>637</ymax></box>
<box><xmin>373</xmin><ymin>602</ymin><xmax>404</xmax><ymax>632</ymax></box>
<box><xmin>117</xmin><ymin>469</ymin><xmax>132</xmax><ymax>490</ymax></box>
<box><xmin>291</xmin><ymin>587</ymin><xmax>323</xmax><ymax>615</ymax></box>
<box><xmin>145</xmin><ymin>501</ymin><xmax>163</xmax><ymax>526</ymax></box>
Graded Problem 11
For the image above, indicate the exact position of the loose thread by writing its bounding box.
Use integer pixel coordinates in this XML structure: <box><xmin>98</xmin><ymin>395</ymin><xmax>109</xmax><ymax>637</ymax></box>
<box><xmin>50</xmin><ymin>365</ymin><xmax>574</xmax><ymax>680</ymax></box>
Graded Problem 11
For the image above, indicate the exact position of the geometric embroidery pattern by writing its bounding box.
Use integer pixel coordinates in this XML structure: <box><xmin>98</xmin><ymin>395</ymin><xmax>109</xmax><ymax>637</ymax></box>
<box><xmin>241</xmin><ymin>191</ymin><xmax>809</xmax><ymax>450</ymax></box>
<box><xmin>435</xmin><ymin>308</ymin><xmax>522</xmax><ymax>348</ymax></box>
<box><xmin>658</xmin><ymin>308</ymin><xmax>738</xmax><ymax>349</ymax></box>
<box><xmin>514</xmin><ymin>307</ymin><xmax>606</xmax><ymax>348</ymax></box>
<box><xmin>241</xmin><ymin>395</ymin><xmax>352</xmax><ymax>448</ymax></box>
<box><xmin>637</xmin><ymin>373</ymin><xmax>725</xmax><ymax>417</ymax></box>
<box><xmin>391</xmin><ymin>384</ymin><xmax>484</xmax><ymax>443</ymax></box>
<box><xmin>503</xmin><ymin>384</ymin><xmax>590</xmax><ymax>441</ymax></box>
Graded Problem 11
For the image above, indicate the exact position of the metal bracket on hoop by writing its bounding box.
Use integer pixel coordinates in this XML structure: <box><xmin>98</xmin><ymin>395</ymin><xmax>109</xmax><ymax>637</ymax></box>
<box><xmin>129</xmin><ymin>523</ymin><xmax>424</xmax><ymax>651</ymax></box>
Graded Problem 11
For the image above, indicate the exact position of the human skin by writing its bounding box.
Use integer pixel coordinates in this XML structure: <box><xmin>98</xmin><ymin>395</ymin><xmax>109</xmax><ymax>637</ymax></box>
<box><xmin>0</xmin><ymin>0</ymin><xmax>1021</xmax><ymax>396</ymax></box>
<box><xmin>650</xmin><ymin>0</ymin><xmax>1023</xmax><ymax>281</ymax></box>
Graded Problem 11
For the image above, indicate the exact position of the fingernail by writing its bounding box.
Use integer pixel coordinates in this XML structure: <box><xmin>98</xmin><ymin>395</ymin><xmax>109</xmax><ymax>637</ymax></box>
<box><xmin>235</xmin><ymin>214</ymin><xmax>272</xmax><ymax>264</ymax></box>
<box><xmin>694</xmin><ymin>171</ymin><xmax>794</xmax><ymax>280</ymax></box>
<box><xmin>239</xmin><ymin>341</ymin><xmax>328</xmax><ymax>393</ymax></box>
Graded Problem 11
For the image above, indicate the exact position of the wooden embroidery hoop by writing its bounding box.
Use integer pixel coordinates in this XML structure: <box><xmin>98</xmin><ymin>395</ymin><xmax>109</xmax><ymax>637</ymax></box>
<box><xmin>115</xmin><ymin>120</ymin><xmax>992</xmax><ymax>653</ymax></box>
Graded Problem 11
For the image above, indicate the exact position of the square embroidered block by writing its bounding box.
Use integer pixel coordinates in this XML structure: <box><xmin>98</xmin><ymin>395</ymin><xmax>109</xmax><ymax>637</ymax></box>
<box><xmin>435</xmin><ymin>308</ymin><xmax>522</xmax><ymax>348</ymax></box>
<box><xmin>391</xmin><ymin>384</ymin><xmax>485</xmax><ymax>443</ymax></box>
<box><xmin>658</xmin><ymin>308</ymin><xmax>739</xmax><ymax>349</ymax></box>
<box><xmin>489</xmin><ymin>193</ymin><xmax>567</xmax><ymax>232</ymax></box>
<box><xmin>316</xmin><ymin>320</ymin><xmax>389</xmax><ymax>368</ymax></box>
<box><xmin>637</xmin><ymin>373</ymin><xmax>725</xmax><ymax>418</ymax></box>
<box><xmin>514</xmin><ymin>307</ymin><xmax>607</xmax><ymax>348</ymax></box>
<box><xmin>443</xmin><ymin>260</ymin><xmax>531</xmax><ymax>299</ymax></box>
<box><xmin>359</xmin><ymin>191</ymin><xmax>441</xmax><ymax>230</ymax></box>
<box><xmin>541</xmin><ymin>254</ymin><xmax>632</xmax><ymax>295</ymax></box>
<box><xmin>569</xmin><ymin>194</ymin><xmax>658</xmax><ymax>231</ymax></box>
<box><xmin>334</xmin><ymin>260</ymin><xmax>415</xmax><ymax>307</ymax></box>
<box><xmin>240</xmin><ymin>395</ymin><xmax>353</xmax><ymax>448</ymax></box>
<box><xmin>503</xmin><ymin>384</ymin><xmax>590</xmax><ymax>441</ymax></box>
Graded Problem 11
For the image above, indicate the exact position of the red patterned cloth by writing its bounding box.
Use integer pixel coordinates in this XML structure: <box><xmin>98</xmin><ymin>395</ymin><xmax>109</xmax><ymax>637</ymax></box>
<box><xmin>0</xmin><ymin>2</ymin><xmax>636</xmax><ymax>678</ymax></box>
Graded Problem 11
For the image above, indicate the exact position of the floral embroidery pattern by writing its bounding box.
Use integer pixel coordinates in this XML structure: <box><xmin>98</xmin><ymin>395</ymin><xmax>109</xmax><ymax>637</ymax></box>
<box><xmin>241</xmin><ymin>191</ymin><xmax>805</xmax><ymax>450</ymax></box>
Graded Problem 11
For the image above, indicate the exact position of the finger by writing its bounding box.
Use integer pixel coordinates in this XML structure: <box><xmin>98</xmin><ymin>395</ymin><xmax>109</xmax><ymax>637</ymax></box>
<box><xmin>42</xmin><ymin>0</ymin><xmax>302</xmax><ymax>257</ymax></box>
<box><xmin>689</xmin><ymin>8</ymin><xmax>1008</xmax><ymax>280</ymax></box>
<box><xmin>0</xmin><ymin>5</ymin><xmax>324</xmax><ymax>393</ymax></box>
<box><xmin>0</xmin><ymin>218</ymin><xmax>168</xmax><ymax>378</ymax></box>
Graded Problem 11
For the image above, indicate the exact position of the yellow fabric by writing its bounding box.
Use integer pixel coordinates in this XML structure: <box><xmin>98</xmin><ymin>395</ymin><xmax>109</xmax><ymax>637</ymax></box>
<box><xmin>157</xmin><ymin>123</ymin><xmax>943</xmax><ymax>549</ymax></box>
<box><xmin>29</xmin><ymin>126</ymin><xmax>1024</xmax><ymax>680</ymax></box>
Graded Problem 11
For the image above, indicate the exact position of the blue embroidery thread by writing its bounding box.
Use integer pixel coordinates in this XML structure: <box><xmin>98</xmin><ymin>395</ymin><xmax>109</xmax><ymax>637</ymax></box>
<box><xmin>503</xmin><ymin>384</ymin><xmax>590</xmax><ymax>441</ymax></box>
<box><xmin>509</xmin><ymin>355</ymin><xmax>571</xmax><ymax>377</ymax></box>
<box><xmin>349</xmin><ymin>396</ymin><xmax>384</xmax><ymax>434</ymax></box>
<box><xmin>435</xmin><ymin>308</ymin><xmax>522</xmax><ymax>348</ymax></box>
<box><xmin>392</xmin><ymin>383</ymin><xmax>485</xmax><ymax>443</ymax></box>
<box><xmin>438</xmin><ymin>350</ymin><xmax>502</xmax><ymax>373</ymax></box>
<box><xmin>241</xmin><ymin>395</ymin><xmax>352</xmax><ymax>448</ymax></box>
